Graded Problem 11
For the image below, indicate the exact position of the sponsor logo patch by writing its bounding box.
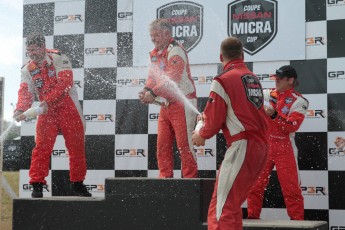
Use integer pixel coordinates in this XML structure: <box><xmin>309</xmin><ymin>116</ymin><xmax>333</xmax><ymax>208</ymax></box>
<box><xmin>242</xmin><ymin>74</ymin><xmax>263</xmax><ymax>108</ymax></box>
<box><xmin>228</xmin><ymin>0</ymin><xmax>278</xmax><ymax>55</ymax></box>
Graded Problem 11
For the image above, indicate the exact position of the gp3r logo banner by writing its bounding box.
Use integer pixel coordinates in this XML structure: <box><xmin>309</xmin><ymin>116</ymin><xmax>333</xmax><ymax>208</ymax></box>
<box><xmin>228</xmin><ymin>0</ymin><xmax>277</xmax><ymax>55</ymax></box>
<box><xmin>157</xmin><ymin>1</ymin><xmax>203</xmax><ymax>52</ymax></box>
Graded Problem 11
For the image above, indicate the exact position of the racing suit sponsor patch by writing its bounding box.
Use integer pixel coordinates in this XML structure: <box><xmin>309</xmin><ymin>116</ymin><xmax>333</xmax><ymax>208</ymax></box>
<box><xmin>281</xmin><ymin>106</ymin><xmax>290</xmax><ymax>115</ymax></box>
<box><xmin>151</xmin><ymin>56</ymin><xmax>158</xmax><ymax>62</ymax></box>
<box><xmin>34</xmin><ymin>78</ymin><xmax>44</xmax><ymax>88</ymax></box>
<box><xmin>241</xmin><ymin>74</ymin><xmax>263</xmax><ymax>108</ymax></box>
<box><xmin>159</xmin><ymin>61</ymin><xmax>165</xmax><ymax>69</ymax></box>
<box><xmin>30</xmin><ymin>69</ymin><xmax>41</xmax><ymax>76</ymax></box>
<box><xmin>285</xmin><ymin>97</ymin><xmax>293</xmax><ymax>104</ymax></box>
<box><xmin>48</xmin><ymin>69</ymin><xmax>55</xmax><ymax>77</ymax></box>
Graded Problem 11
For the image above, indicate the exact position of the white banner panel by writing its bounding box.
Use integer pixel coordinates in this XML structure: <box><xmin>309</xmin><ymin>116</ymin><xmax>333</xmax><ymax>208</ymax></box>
<box><xmin>117</xmin><ymin>0</ymin><xmax>133</xmax><ymax>33</ymax></box>
<box><xmin>300</xmin><ymin>171</ymin><xmax>329</xmax><ymax>209</ymax></box>
<box><xmin>51</xmin><ymin>135</ymin><xmax>68</xmax><ymax>170</ymax></box>
<box><xmin>259</xmin><ymin>208</ymin><xmax>290</xmax><ymax>220</ymax></box>
<box><xmin>327</xmin><ymin>0</ymin><xmax>345</xmax><ymax>20</ymax></box>
<box><xmin>147</xmin><ymin>170</ymin><xmax>181</xmax><ymax>178</ymax></box>
<box><xmin>116</xmin><ymin>66</ymin><xmax>147</xmax><ymax>99</ymax></box>
<box><xmin>115</xmin><ymin>134</ymin><xmax>148</xmax><ymax>170</ymax></box>
<box><xmin>83</xmin><ymin>100</ymin><xmax>116</xmax><ymax>135</ymax></box>
<box><xmin>20</xmin><ymin>118</ymin><xmax>37</xmax><ymax>136</ymax></box>
<box><xmin>191</xmin><ymin>64</ymin><xmax>218</xmax><ymax>98</ymax></box>
<box><xmin>329</xmin><ymin>210</ymin><xmax>345</xmax><ymax>230</ymax></box>
<box><xmin>327</xmin><ymin>57</ymin><xmax>345</xmax><ymax>93</ymax></box>
<box><xmin>84</xmin><ymin>33</ymin><xmax>117</xmax><ymax>68</ymax></box>
<box><xmin>328</xmin><ymin>131</ymin><xmax>345</xmax><ymax>171</ymax></box>
<box><xmin>19</xmin><ymin>170</ymin><xmax>52</xmax><ymax>198</ymax></box>
<box><xmin>299</xmin><ymin>94</ymin><xmax>328</xmax><ymax>132</ymax></box>
<box><xmin>306</xmin><ymin>21</ymin><xmax>327</xmax><ymax>60</ymax></box>
<box><xmin>133</xmin><ymin>0</ymin><xmax>305</xmax><ymax>66</ymax></box>
<box><xmin>54</xmin><ymin>1</ymin><xmax>85</xmax><ymax>35</ymax></box>
<box><xmin>195</xmin><ymin>135</ymin><xmax>216</xmax><ymax>170</ymax></box>
<box><xmin>24</xmin><ymin>0</ymin><xmax>69</xmax><ymax>3</ymax></box>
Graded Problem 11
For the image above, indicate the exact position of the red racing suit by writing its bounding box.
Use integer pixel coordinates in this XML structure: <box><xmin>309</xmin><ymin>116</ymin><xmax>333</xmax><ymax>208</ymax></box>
<box><xmin>16</xmin><ymin>49</ymin><xmax>87</xmax><ymax>184</ymax></box>
<box><xmin>247</xmin><ymin>88</ymin><xmax>309</xmax><ymax>220</ymax></box>
<box><xmin>198</xmin><ymin>60</ymin><xmax>268</xmax><ymax>230</ymax></box>
<box><xmin>145</xmin><ymin>38</ymin><xmax>198</xmax><ymax>178</ymax></box>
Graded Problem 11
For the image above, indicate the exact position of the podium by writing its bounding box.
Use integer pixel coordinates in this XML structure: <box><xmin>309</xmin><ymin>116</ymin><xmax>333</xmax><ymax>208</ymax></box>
<box><xmin>13</xmin><ymin>178</ymin><xmax>213</xmax><ymax>230</ymax></box>
<box><xmin>13</xmin><ymin>178</ymin><xmax>327</xmax><ymax>230</ymax></box>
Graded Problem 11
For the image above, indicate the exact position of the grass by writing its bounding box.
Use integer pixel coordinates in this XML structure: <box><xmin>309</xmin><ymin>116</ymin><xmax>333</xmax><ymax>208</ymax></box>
<box><xmin>1</xmin><ymin>171</ymin><xmax>20</xmax><ymax>230</ymax></box>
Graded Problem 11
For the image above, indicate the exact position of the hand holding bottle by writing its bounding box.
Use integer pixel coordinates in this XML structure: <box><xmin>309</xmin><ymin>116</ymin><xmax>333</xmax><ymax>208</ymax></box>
<box><xmin>194</xmin><ymin>119</ymin><xmax>204</xmax><ymax>132</ymax></box>
<box><xmin>192</xmin><ymin>113</ymin><xmax>205</xmax><ymax>146</ymax></box>
<box><xmin>15</xmin><ymin>106</ymin><xmax>44</xmax><ymax>122</ymax></box>
<box><xmin>264</xmin><ymin>100</ymin><xmax>275</xmax><ymax>117</ymax></box>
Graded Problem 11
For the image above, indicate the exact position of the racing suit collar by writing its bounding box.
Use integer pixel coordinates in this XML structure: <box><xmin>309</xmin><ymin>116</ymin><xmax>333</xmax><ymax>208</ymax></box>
<box><xmin>223</xmin><ymin>59</ymin><xmax>245</xmax><ymax>71</ymax></box>
<box><xmin>151</xmin><ymin>38</ymin><xmax>174</xmax><ymax>57</ymax></box>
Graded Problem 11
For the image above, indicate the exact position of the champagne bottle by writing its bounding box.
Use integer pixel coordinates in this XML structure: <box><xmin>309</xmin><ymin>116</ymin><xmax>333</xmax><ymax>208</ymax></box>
<box><xmin>194</xmin><ymin>120</ymin><xmax>204</xmax><ymax>132</ymax></box>
<box><xmin>23</xmin><ymin>106</ymin><xmax>44</xmax><ymax>118</ymax></box>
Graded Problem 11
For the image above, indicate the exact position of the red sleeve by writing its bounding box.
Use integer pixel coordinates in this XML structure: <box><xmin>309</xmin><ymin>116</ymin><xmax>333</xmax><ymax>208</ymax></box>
<box><xmin>145</xmin><ymin>76</ymin><xmax>156</xmax><ymax>91</ymax></box>
<box><xmin>16</xmin><ymin>82</ymin><xmax>34</xmax><ymax>112</ymax></box>
<box><xmin>199</xmin><ymin>91</ymin><xmax>227</xmax><ymax>139</ymax></box>
<box><xmin>43</xmin><ymin>69</ymin><xmax>73</xmax><ymax>105</ymax></box>
<box><xmin>272</xmin><ymin>111</ymin><xmax>306</xmax><ymax>134</ymax></box>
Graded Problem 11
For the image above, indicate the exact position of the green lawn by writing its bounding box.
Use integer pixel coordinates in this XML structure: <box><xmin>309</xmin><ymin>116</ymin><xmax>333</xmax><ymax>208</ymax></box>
<box><xmin>1</xmin><ymin>171</ymin><xmax>19</xmax><ymax>230</ymax></box>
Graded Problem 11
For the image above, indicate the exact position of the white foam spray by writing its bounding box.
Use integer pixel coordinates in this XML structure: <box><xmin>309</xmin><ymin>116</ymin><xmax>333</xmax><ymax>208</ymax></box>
<box><xmin>159</xmin><ymin>74</ymin><xmax>200</xmax><ymax>115</ymax></box>
<box><xmin>0</xmin><ymin>121</ymin><xmax>15</xmax><ymax>142</ymax></box>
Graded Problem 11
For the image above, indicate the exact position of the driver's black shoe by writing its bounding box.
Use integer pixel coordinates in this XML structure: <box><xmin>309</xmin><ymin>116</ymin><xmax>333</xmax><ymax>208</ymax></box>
<box><xmin>70</xmin><ymin>181</ymin><xmax>92</xmax><ymax>197</ymax></box>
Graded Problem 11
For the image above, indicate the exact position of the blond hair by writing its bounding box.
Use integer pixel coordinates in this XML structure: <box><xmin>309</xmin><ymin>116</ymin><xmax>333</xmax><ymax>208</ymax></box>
<box><xmin>149</xmin><ymin>18</ymin><xmax>172</xmax><ymax>32</ymax></box>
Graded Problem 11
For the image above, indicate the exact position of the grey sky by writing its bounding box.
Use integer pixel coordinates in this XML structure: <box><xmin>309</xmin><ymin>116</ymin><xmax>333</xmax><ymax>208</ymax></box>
<box><xmin>0</xmin><ymin>0</ymin><xmax>23</xmax><ymax>122</ymax></box>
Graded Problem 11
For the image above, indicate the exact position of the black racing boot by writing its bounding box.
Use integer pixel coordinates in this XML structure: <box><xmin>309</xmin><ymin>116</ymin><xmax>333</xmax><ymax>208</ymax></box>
<box><xmin>70</xmin><ymin>181</ymin><xmax>92</xmax><ymax>197</ymax></box>
<box><xmin>31</xmin><ymin>183</ymin><xmax>43</xmax><ymax>198</ymax></box>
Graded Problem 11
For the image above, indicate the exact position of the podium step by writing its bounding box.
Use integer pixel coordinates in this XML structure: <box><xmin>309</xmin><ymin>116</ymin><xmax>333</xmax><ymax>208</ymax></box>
<box><xmin>243</xmin><ymin>219</ymin><xmax>328</xmax><ymax>230</ymax></box>
<box><xmin>13</xmin><ymin>197</ymin><xmax>105</xmax><ymax>230</ymax></box>
<box><xmin>13</xmin><ymin>178</ymin><xmax>214</xmax><ymax>230</ymax></box>
<box><xmin>201</xmin><ymin>220</ymin><xmax>328</xmax><ymax>230</ymax></box>
<box><xmin>104</xmin><ymin>178</ymin><xmax>214</xmax><ymax>229</ymax></box>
